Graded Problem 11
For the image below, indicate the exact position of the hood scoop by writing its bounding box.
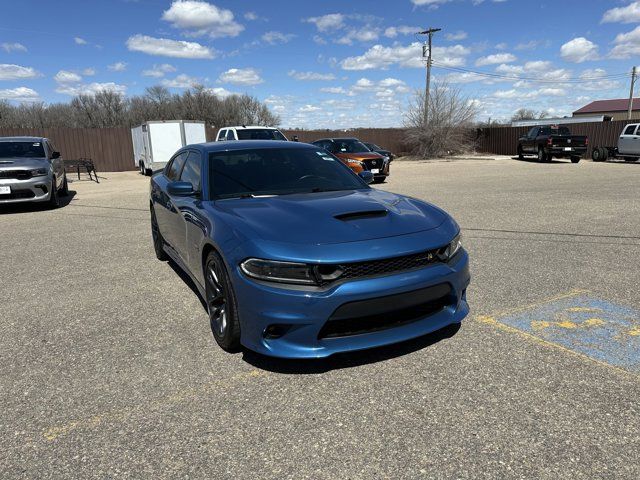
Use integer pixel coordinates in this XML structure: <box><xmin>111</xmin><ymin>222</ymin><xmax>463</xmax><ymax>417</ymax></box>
<box><xmin>0</xmin><ymin>161</ymin><xmax>14</xmax><ymax>164</ymax></box>
<box><xmin>334</xmin><ymin>209</ymin><xmax>388</xmax><ymax>221</ymax></box>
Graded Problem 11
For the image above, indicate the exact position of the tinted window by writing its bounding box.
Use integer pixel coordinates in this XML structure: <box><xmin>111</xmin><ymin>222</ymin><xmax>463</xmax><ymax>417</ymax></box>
<box><xmin>624</xmin><ymin>125</ymin><xmax>637</xmax><ymax>135</ymax></box>
<box><xmin>330</xmin><ymin>139</ymin><xmax>369</xmax><ymax>153</ymax></box>
<box><xmin>0</xmin><ymin>141</ymin><xmax>46</xmax><ymax>159</ymax></box>
<box><xmin>180</xmin><ymin>152</ymin><xmax>202</xmax><ymax>190</ymax></box>
<box><xmin>209</xmin><ymin>147</ymin><xmax>368</xmax><ymax>199</ymax></box>
<box><xmin>539</xmin><ymin>126</ymin><xmax>570</xmax><ymax>136</ymax></box>
<box><xmin>166</xmin><ymin>152</ymin><xmax>188</xmax><ymax>181</ymax></box>
<box><xmin>236</xmin><ymin>129</ymin><xmax>287</xmax><ymax>141</ymax></box>
<box><xmin>217</xmin><ymin>130</ymin><xmax>226</xmax><ymax>141</ymax></box>
<box><xmin>527</xmin><ymin>127</ymin><xmax>538</xmax><ymax>138</ymax></box>
<box><xmin>226</xmin><ymin>130</ymin><xmax>235</xmax><ymax>140</ymax></box>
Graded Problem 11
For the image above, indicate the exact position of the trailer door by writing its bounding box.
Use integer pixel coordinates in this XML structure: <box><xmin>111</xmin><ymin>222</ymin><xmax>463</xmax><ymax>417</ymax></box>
<box><xmin>149</xmin><ymin>122</ymin><xmax>183</xmax><ymax>169</ymax></box>
<box><xmin>183</xmin><ymin>122</ymin><xmax>207</xmax><ymax>145</ymax></box>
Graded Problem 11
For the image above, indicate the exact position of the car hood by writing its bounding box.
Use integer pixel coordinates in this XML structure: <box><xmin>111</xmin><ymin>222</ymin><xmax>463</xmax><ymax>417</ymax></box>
<box><xmin>333</xmin><ymin>152</ymin><xmax>384</xmax><ymax>161</ymax></box>
<box><xmin>0</xmin><ymin>157</ymin><xmax>49</xmax><ymax>170</ymax></box>
<box><xmin>212</xmin><ymin>189</ymin><xmax>447</xmax><ymax>245</ymax></box>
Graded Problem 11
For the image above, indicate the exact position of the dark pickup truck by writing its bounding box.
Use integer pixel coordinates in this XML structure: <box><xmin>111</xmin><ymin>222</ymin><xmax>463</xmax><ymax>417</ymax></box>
<box><xmin>517</xmin><ymin>125</ymin><xmax>588</xmax><ymax>163</ymax></box>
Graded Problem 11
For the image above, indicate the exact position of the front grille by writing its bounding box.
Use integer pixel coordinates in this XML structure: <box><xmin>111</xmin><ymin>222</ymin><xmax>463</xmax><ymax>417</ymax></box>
<box><xmin>362</xmin><ymin>159</ymin><xmax>380</xmax><ymax>170</ymax></box>
<box><xmin>319</xmin><ymin>283</ymin><xmax>453</xmax><ymax>338</ymax></box>
<box><xmin>318</xmin><ymin>247</ymin><xmax>447</xmax><ymax>286</ymax></box>
<box><xmin>0</xmin><ymin>170</ymin><xmax>32</xmax><ymax>180</ymax></box>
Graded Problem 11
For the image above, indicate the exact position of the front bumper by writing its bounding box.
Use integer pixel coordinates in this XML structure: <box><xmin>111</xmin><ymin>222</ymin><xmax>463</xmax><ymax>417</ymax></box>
<box><xmin>232</xmin><ymin>250</ymin><xmax>470</xmax><ymax>358</ymax></box>
<box><xmin>0</xmin><ymin>175</ymin><xmax>53</xmax><ymax>204</ymax></box>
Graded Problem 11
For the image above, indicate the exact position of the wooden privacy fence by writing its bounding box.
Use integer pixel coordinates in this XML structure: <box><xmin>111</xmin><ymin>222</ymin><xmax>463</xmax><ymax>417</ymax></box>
<box><xmin>475</xmin><ymin>119</ymin><xmax>631</xmax><ymax>157</ymax></box>
<box><xmin>0</xmin><ymin>127</ymin><xmax>135</xmax><ymax>172</ymax></box>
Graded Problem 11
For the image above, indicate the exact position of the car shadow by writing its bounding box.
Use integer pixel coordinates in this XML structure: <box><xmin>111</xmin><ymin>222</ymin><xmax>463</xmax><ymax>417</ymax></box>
<box><xmin>242</xmin><ymin>323</ymin><xmax>461</xmax><ymax>374</ymax></box>
<box><xmin>167</xmin><ymin>260</ymin><xmax>208</xmax><ymax>311</ymax></box>
<box><xmin>0</xmin><ymin>190</ymin><xmax>77</xmax><ymax>214</ymax></box>
<box><xmin>511</xmin><ymin>156</ymin><xmax>569</xmax><ymax>164</ymax></box>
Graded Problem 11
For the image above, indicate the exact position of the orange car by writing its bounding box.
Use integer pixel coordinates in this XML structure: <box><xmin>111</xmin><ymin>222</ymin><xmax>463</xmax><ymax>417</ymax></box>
<box><xmin>311</xmin><ymin>138</ymin><xmax>390</xmax><ymax>183</ymax></box>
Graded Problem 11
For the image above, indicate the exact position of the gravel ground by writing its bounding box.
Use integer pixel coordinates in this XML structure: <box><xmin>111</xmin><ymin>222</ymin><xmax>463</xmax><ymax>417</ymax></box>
<box><xmin>1</xmin><ymin>156</ymin><xmax>639</xmax><ymax>479</ymax></box>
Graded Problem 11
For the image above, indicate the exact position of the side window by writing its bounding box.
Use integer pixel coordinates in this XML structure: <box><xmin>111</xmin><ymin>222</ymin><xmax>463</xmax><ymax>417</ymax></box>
<box><xmin>165</xmin><ymin>152</ymin><xmax>188</xmax><ymax>181</ymax></box>
<box><xmin>226</xmin><ymin>130</ymin><xmax>236</xmax><ymax>140</ymax></box>
<box><xmin>179</xmin><ymin>151</ymin><xmax>202</xmax><ymax>191</ymax></box>
<box><xmin>217</xmin><ymin>130</ymin><xmax>226</xmax><ymax>141</ymax></box>
<box><xmin>623</xmin><ymin>125</ymin><xmax>637</xmax><ymax>135</ymax></box>
<box><xmin>527</xmin><ymin>127</ymin><xmax>538</xmax><ymax>138</ymax></box>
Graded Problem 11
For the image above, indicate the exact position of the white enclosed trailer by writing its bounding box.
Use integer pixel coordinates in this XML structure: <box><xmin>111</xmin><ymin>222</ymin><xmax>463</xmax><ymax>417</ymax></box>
<box><xmin>131</xmin><ymin>121</ymin><xmax>207</xmax><ymax>175</ymax></box>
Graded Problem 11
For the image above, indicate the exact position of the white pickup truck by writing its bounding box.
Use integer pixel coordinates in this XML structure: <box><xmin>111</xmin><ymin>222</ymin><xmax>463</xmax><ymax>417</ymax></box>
<box><xmin>591</xmin><ymin>123</ymin><xmax>640</xmax><ymax>162</ymax></box>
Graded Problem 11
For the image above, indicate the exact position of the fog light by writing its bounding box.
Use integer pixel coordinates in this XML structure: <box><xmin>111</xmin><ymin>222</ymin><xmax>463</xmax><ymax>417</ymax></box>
<box><xmin>263</xmin><ymin>324</ymin><xmax>291</xmax><ymax>339</ymax></box>
<box><xmin>35</xmin><ymin>184</ymin><xmax>48</xmax><ymax>193</ymax></box>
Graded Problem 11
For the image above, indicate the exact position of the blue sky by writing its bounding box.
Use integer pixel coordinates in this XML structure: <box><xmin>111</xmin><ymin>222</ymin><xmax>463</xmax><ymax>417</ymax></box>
<box><xmin>1</xmin><ymin>0</ymin><xmax>639</xmax><ymax>128</ymax></box>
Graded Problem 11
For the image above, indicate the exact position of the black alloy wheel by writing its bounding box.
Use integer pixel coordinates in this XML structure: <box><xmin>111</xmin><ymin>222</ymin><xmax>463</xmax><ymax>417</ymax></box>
<box><xmin>150</xmin><ymin>206</ymin><xmax>168</xmax><ymax>261</ymax></box>
<box><xmin>205</xmin><ymin>251</ymin><xmax>241</xmax><ymax>352</ymax></box>
<box><xmin>48</xmin><ymin>177</ymin><xmax>60</xmax><ymax>209</ymax></box>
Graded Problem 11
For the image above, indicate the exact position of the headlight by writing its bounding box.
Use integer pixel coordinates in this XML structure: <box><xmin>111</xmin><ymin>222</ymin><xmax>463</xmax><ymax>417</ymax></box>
<box><xmin>30</xmin><ymin>168</ymin><xmax>48</xmax><ymax>177</ymax></box>
<box><xmin>445</xmin><ymin>233</ymin><xmax>462</xmax><ymax>259</ymax></box>
<box><xmin>346</xmin><ymin>159</ymin><xmax>363</xmax><ymax>166</ymax></box>
<box><xmin>241</xmin><ymin>258</ymin><xmax>317</xmax><ymax>285</ymax></box>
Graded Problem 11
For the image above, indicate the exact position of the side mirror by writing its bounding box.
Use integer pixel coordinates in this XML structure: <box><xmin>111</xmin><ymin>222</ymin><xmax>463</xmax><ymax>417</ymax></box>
<box><xmin>51</xmin><ymin>151</ymin><xmax>60</xmax><ymax>159</ymax></box>
<box><xmin>293</xmin><ymin>135</ymin><xmax>299</xmax><ymax>142</ymax></box>
<box><xmin>358</xmin><ymin>171</ymin><xmax>374</xmax><ymax>184</ymax></box>
<box><xmin>167</xmin><ymin>181</ymin><xmax>196</xmax><ymax>196</ymax></box>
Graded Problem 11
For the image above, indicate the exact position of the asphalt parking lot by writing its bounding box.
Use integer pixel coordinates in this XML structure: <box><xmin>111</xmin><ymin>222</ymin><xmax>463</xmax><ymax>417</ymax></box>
<box><xmin>1</xmin><ymin>156</ymin><xmax>639</xmax><ymax>479</ymax></box>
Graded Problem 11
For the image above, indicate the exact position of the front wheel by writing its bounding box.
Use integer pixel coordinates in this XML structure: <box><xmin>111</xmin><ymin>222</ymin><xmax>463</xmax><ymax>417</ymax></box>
<box><xmin>205</xmin><ymin>250</ymin><xmax>241</xmax><ymax>352</ymax></box>
<box><xmin>48</xmin><ymin>177</ymin><xmax>60</xmax><ymax>209</ymax></box>
<box><xmin>150</xmin><ymin>206</ymin><xmax>168</xmax><ymax>261</ymax></box>
<box><xmin>517</xmin><ymin>145</ymin><xmax>524</xmax><ymax>160</ymax></box>
<box><xmin>60</xmin><ymin>174</ymin><xmax>69</xmax><ymax>196</ymax></box>
<box><xmin>570</xmin><ymin>156</ymin><xmax>581</xmax><ymax>164</ymax></box>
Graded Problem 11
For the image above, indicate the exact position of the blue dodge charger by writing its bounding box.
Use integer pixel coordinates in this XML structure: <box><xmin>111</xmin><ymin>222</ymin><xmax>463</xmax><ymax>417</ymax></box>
<box><xmin>150</xmin><ymin>140</ymin><xmax>470</xmax><ymax>358</ymax></box>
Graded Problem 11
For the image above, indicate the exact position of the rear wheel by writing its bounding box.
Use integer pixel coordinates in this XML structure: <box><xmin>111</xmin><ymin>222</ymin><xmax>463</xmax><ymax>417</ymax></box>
<box><xmin>205</xmin><ymin>250</ymin><xmax>241</xmax><ymax>352</ymax></box>
<box><xmin>150</xmin><ymin>206</ymin><xmax>168</xmax><ymax>261</ymax></box>
<box><xmin>537</xmin><ymin>148</ymin><xmax>548</xmax><ymax>163</ymax></box>
<box><xmin>570</xmin><ymin>156</ymin><xmax>581</xmax><ymax>164</ymax></box>
<box><xmin>592</xmin><ymin>147</ymin><xmax>603</xmax><ymax>162</ymax></box>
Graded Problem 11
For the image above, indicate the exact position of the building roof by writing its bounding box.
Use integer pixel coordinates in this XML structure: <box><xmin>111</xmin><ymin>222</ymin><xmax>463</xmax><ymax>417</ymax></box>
<box><xmin>573</xmin><ymin>98</ymin><xmax>640</xmax><ymax>114</ymax></box>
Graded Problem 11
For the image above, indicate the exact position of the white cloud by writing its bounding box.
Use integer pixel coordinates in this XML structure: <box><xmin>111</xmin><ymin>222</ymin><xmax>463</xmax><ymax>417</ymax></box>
<box><xmin>0</xmin><ymin>86</ymin><xmax>39</xmax><ymax>102</ymax></box>
<box><xmin>288</xmin><ymin>70</ymin><xmax>336</xmax><ymax>81</ymax></box>
<box><xmin>54</xmin><ymin>70</ymin><xmax>82</xmax><ymax>83</ymax></box>
<box><xmin>0</xmin><ymin>64</ymin><xmax>40</xmax><ymax>81</ymax></box>
<box><xmin>602</xmin><ymin>1</ymin><xmax>640</xmax><ymax>24</ymax></box>
<box><xmin>218</xmin><ymin>67</ymin><xmax>263</xmax><ymax>85</ymax></box>
<box><xmin>108</xmin><ymin>62</ymin><xmax>127</xmax><ymax>72</ymax></box>
<box><xmin>162</xmin><ymin>0</ymin><xmax>244</xmax><ymax>38</ymax></box>
<box><xmin>384</xmin><ymin>26</ymin><xmax>420</xmax><ymax>38</ymax></box>
<box><xmin>336</xmin><ymin>27</ymin><xmax>380</xmax><ymax>45</ymax></box>
<box><xmin>577</xmin><ymin>68</ymin><xmax>621</xmax><ymax>91</ymax></box>
<box><xmin>82</xmin><ymin>68</ymin><xmax>96</xmax><ymax>76</ymax></box>
<box><xmin>1</xmin><ymin>42</ymin><xmax>27</xmax><ymax>53</ymax></box>
<box><xmin>74</xmin><ymin>37</ymin><xmax>87</xmax><ymax>45</ymax></box>
<box><xmin>475</xmin><ymin>53</ymin><xmax>516</xmax><ymax>66</ymax></box>
<box><xmin>411</xmin><ymin>0</ymin><xmax>452</xmax><ymax>7</ymax></box>
<box><xmin>560</xmin><ymin>37</ymin><xmax>598</xmax><ymax>63</ymax></box>
<box><xmin>320</xmin><ymin>86</ymin><xmax>349</xmax><ymax>94</ymax></box>
<box><xmin>126</xmin><ymin>34</ymin><xmax>215</xmax><ymax>59</ymax></box>
<box><xmin>261</xmin><ymin>31</ymin><xmax>295</xmax><ymax>44</ymax></box>
<box><xmin>205</xmin><ymin>86</ymin><xmax>235</xmax><ymax>98</ymax></box>
<box><xmin>445</xmin><ymin>30</ymin><xmax>468</xmax><ymax>41</ymax></box>
<box><xmin>299</xmin><ymin>104</ymin><xmax>321</xmax><ymax>112</ymax></box>
<box><xmin>55</xmin><ymin>82</ymin><xmax>127</xmax><ymax>96</ymax></box>
<box><xmin>161</xmin><ymin>73</ymin><xmax>200</xmax><ymax>88</ymax></box>
<box><xmin>142</xmin><ymin>63</ymin><xmax>177</xmax><ymax>78</ymax></box>
<box><xmin>609</xmin><ymin>26</ymin><xmax>640</xmax><ymax>59</ymax></box>
<box><xmin>340</xmin><ymin>42</ymin><xmax>469</xmax><ymax>70</ymax></box>
<box><xmin>244</xmin><ymin>11</ymin><xmax>258</xmax><ymax>21</ymax></box>
<box><xmin>305</xmin><ymin>13</ymin><xmax>345</xmax><ymax>31</ymax></box>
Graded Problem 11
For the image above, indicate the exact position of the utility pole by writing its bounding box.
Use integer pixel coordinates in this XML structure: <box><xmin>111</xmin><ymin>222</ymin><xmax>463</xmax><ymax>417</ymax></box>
<box><xmin>419</xmin><ymin>28</ymin><xmax>441</xmax><ymax>126</ymax></box>
<box><xmin>628</xmin><ymin>66</ymin><xmax>637</xmax><ymax>120</ymax></box>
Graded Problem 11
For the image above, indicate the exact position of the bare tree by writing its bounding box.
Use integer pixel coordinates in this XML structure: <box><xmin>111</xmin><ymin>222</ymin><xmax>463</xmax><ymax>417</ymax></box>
<box><xmin>405</xmin><ymin>81</ymin><xmax>478</xmax><ymax>158</ymax></box>
<box><xmin>510</xmin><ymin>108</ymin><xmax>549</xmax><ymax>122</ymax></box>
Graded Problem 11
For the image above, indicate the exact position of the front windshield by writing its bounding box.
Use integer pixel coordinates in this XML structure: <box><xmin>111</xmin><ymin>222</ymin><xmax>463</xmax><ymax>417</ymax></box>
<box><xmin>331</xmin><ymin>139</ymin><xmax>370</xmax><ymax>154</ymax></box>
<box><xmin>209</xmin><ymin>147</ymin><xmax>369</xmax><ymax>199</ymax></box>
<box><xmin>236</xmin><ymin>129</ymin><xmax>287</xmax><ymax>141</ymax></box>
<box><xmin>0</xmin><ymin>141</ymin><xmax>46</xmax><ymax>159</ymax></box>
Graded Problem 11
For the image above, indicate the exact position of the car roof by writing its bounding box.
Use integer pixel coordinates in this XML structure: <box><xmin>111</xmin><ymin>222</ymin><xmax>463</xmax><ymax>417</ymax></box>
<box><xmin>0</xmin><ymin>136</ymin><xmax>46</xmax><ymax>142</ymax></box>
<box><xmin>195</xmin><ymin>140</ymin><xmax>317</xmax><ymax>153</ymax></box>
<box><xmin>221</xmin><ymin>126</ymin><xmax>280</xmax><ymax>130</ymax></box>
<box><xmin>313</xmin><ymin>137</ymin><xmax>360</xmax><ymax>142</ymax></box>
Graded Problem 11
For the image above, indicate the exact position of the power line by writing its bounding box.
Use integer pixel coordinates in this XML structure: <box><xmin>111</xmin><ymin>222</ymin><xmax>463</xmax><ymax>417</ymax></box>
<box><xmin>432</xmin><ymin>62</ymin><xmax>631</xmax><ymax>84</ymax></box>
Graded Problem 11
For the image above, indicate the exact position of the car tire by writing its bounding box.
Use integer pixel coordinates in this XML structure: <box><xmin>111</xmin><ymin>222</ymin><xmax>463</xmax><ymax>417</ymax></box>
<box><xmin>48</xmin><ymin>177</ymin><xmax>60</xmax><ymax>209</ymax></box>
<box><xmin>517</xmin><ymin>145</ymin><xmax>524</xmax><ymax>159</ymax></box>
<box><xmin>139</xmin><ymin>162</ymin><xmax>145</xmax><ymax>175</ymax></box>
<box><xmin>60</xmin><ymin>174</ymin><xmax>69</xmax><ymax>196</ymax></box>
<box><xmin>592</xmin><ymin>147</ymin><xmax>603</xmax><ymax>162</ymax></box>
<box><xmin>145</xmin><ymin>168</ymin><xmax>152</xmax><ymax>176</ymax></box>
<box><xmin>537</xmin><ymin>148</ymin><xmax>548</xmax><ymax>163</ymax></box>
<box><xmin>373</xmin><ymin>177</ymin><xmax>386</xmax><ymax>184</ymax></box>
<box><xmin>570</xmin><ymin>156</ymin><xmax>581</xmax><ymax>163</ymax></box>
<box><xmin>205</xmin><ymin>250</ymin><xmax>241</xmax><ymax>353</ymax></box>
<box><xmin>150</xmin><ymin>206</ymin><xmax>169</xmax><ymax>261</ymax></box>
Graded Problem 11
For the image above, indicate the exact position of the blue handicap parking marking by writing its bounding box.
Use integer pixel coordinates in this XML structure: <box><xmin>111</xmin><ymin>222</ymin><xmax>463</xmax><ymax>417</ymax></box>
<box><xmin>499</xmin><ymin>295</ymin><xmax>640</xmax><ymax>373</ymax></box>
